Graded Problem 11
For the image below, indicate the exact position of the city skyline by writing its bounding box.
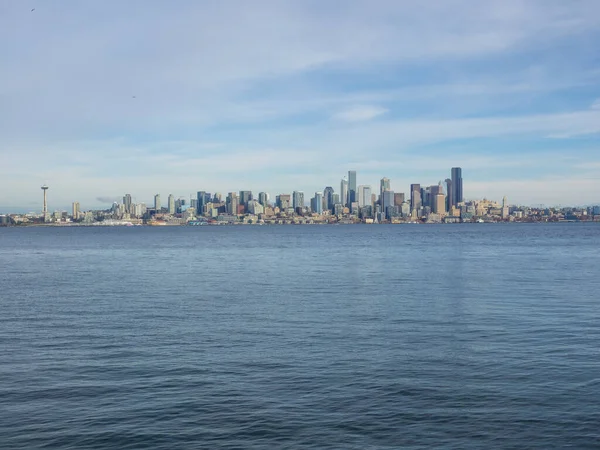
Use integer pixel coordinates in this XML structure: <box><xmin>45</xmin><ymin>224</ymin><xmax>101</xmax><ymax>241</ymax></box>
<box><xmin>1</xmin><ymin>1</ymin><xmax>600</xmax><ymax>209</ymax></box>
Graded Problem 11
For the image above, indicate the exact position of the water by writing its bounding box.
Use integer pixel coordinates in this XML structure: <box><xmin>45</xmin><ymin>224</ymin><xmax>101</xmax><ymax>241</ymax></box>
<box><xmin>1</xmin><ymin>224</ymin><xmax>599</xmax><ymax>449</ymax></box>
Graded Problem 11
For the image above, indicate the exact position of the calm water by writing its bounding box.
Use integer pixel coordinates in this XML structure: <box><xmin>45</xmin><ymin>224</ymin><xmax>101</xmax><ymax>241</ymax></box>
<box><xmin>1</xmin><ymin>224</ymin><xmax>599</xmax><ymax>449</ymax></box>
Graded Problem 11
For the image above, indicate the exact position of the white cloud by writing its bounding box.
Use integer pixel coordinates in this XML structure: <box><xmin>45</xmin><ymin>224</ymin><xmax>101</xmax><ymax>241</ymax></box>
<box><xmin>332</xmin><ymin>106</ymin><xmax>388</xmax><ymax>122</ymax></box>
<box><xmin>591</xmin><ymin>99</ymin><xmax>600</xmax><ymax>110</ymax></box>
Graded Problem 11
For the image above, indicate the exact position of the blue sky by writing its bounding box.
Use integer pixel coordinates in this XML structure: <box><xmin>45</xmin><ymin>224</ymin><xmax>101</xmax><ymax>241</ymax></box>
<box><xmin>1</xmin><ymin>0</ymin><xmax>599</xmax><ymax>211</ymax></box>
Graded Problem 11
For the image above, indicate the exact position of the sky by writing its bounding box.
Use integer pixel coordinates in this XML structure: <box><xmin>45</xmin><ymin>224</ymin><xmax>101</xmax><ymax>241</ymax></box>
<box><xmin>1</xmin><ymin>0</ymin><xmax>600</xmax><ymax>212</ymax></box>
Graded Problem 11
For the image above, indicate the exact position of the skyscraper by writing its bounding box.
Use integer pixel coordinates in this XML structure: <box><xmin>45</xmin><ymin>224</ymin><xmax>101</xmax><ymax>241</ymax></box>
<box><xmin>358</xmin><ymin>185</ymin><xmax>372</xmax><ymax>207</ymax></box>
<box><xmin>168</xmin><ymin>194</ymin><xmax>175</xmax><ymax>215</ymax></box>
<box><xmin>410</xmin><ymin>184</ymin><xmax>421</xmax><ymax>212</ymax></box>
<box><xmin>123</xmin><ymin>194</ymin><xmax>132</xmax><ymax>214</ymax></box>
<box><xmin>239</xmin><ymin>191</ymin><xmax>253</xmax><ymax>207</ymax></box>
<box><xmin>380</xmin><ymin>177</ymin><xmax>390</xmax><ymax>204</ymax></box>
<box><xmin>323</xmin><ymin>186</ymin><xmax>334</xmax><ymax>212</ymax></box>
<box><xmin>226</xmin><ymin>192</ymin><xmax>238</xmax><ymax>215</ymax></box>
<box><xmin>311</xmin><ymin>192</ymin><xmax>323</xmax><ymax>214</ymax></box>
<box><xmin>445</xmin><ymin>178</ymin><xmax>453</xmax><ymax>213</ymax></box>
<box><xmin>154</xmin><ymin>194</ymin><xmax>161</xmax><ymax>211</ymax></box>
<box><xmin>340</xmin><ymin>178</ymin><xmax>348</xmax><ymax>207</ymax></box>
<box><xmin>197</xmin><ymin>191</ymin><xmax>207</xmax><ymax>216</ymax></box>
<box><xmin>292</xmin><ymin>191</ymin><xmax>304</xmax><ymax>210</ymax></box>
<box><xmin>451</xmin><ymin>167</ymin><xmax>463</xmax><ymax>207</ymax></box>
<box><xmin>258</xmin><ymin>192</ymin><xmax>269</xmax><ymax>206</ymax></box>
<box><xmin>72</xmin><ymin>202</ymin><xmax>80</xmax><ymax>220</ymax></box>
<box><xmin>348</xmin><ymin>170</ymin><xmax>357</xmax><ymax>206</ymax></box>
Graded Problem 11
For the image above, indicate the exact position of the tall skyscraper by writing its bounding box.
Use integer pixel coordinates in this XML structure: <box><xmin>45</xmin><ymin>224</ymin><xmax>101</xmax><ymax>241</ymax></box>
<box><xmin>410</xmin><ymin>184</ymin><xmax>421</xmax><ymax>212</ymax></box>
<box><xmin>311</xmin><ymin>192</ymin><xmax>323</xmax><ymax>214</ymax></box>
<box><xmin>72</xmin><ymin>202</ymin><xmax>80</xmax><ymax>219</ymax></box>
<box><xmin>348</xmin><ymin>170</ymin><xmax>357</xmax><ymax>206</ymax></box>
<box><xmin>154</xmin><ymin>194</ymin><xmax>161</xmax><ymax>211</ymax></box>
<box><xmin>258</xmin><ymin>192</ymin><xmax>269</xmax><ymax>206</ymax></box>
<box><xmin>226</xmin><ymin>192</ymin><xmax>238</xmax><ymax>215</ymax></box>
<box><xmin>340</xmin><ymin>178</ymin><xmax>348</xmax><ymax>207</ymax></box>
<box><xmin>292</xmin><ymin>191</ymin><xmax>304</xmax><ymax>210</ymax></box>
<box><xmin>380</xmin><ymin>177</ymin><xmax>390</xmax><ymax>204</ymax></box>
<box><xmin>451</xmin><ymin>167</ymin><xmax>463</xmax><ymax>207</ymax></box>
<box><xmin>168</xmin><ymin>194</ymin><xmax>175</xmax><ymax>215</ymax></box>
<box><xmin>123</xmin><ymin>194</ymin><xmax>132</xmax><ymax>214</ymax></box>
<box><xmin>323</xmin><ymin>186</ymin><xmax>334</xmax><ymax>212</ymax></box>
<box><xmin>445</xmin><ymin>178</ymin><xmax>453</xmax><ymax>213</ymax></box>
<box><xmin>239</xmin><ymin>191</ymin><xmax>253</xmax><ymax>207</ymax></box>
<box><xmin>196</xmin><ymin>191</ymin><xmax>207</xmax><ymax>216</ymax></box>
<box><xmin>357</xmin><ymin>185</ymin><xmax>372</xmax><ymax>207</ymax></box>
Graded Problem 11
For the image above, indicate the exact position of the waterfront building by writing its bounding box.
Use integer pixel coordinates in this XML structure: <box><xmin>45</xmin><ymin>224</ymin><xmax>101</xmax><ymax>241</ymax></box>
<box><xmin>332</xmin><ymin>193</ymin><xmax>340</xmax><ymax>205</ymax></box>
<box><xmin>348</xmin><ymin>170</ymin><xmax>357</xmax><ymax>206</ymax></box>
<box><xmin>154</xmin><ymin>194</ymin><xmax>161</xmax><ymax>211</ymax></box>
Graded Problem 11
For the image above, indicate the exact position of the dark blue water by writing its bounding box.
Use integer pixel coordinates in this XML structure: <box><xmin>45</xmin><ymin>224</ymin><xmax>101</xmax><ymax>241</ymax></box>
<box><xmin>1</xmin><ymin>224</ymin><xmax>599</xmax><ymax>449</ymax></box>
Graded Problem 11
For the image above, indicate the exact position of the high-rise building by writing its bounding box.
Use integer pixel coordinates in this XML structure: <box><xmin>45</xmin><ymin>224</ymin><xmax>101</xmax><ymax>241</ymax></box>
<box><xmin>123</xmin><ymin>194</ymin><xmax>132</xmax><ymax>214</ymax></box>
<box><xmin>239</xmin><ymin>191</ymin><xmax>253</xmax><ymax>207</ymax></box>
<box><xmin>196</xmin><ymin>191</ymin><xmax>207</xmax><ymax>216</ymax></box>
<box><xmin>292</xmin><ymin>191</ymin><xmax>304</xmax><ymax>210</ymax></box>
<box><xmin>380</xmin><ymin>177</ymin><xmax>390</xmax><ymax>204</ymax></box>
<box><xmin>348</xmin><ymin>171</ymin><xmax>357</xmax><ymax>206</ymax></box>
<box><xmin>433</xmin><ymin>193</ymin><xmax>446</xmax><ymax>214</ymax></box>
<box><xmin>154</xmin><ymin>194</ymin><xmax>161</xmax><ymax>211</ymax></box>
<box><xmin>451</xmin><ymin>167</ymin><xmax>463</xmax><ymax>207</ymax></box>
<box><xmin>277</xmin><ymin>194</ymin><xmax>291</xmax><ymax>210</ymax></box>
<box><xmin>410</xmin><ymin>184</ymin><xmax>421</xmax><ymax>212</ymax></box>
<box><xmin>340</xmin><ymin>178</ymin><xmax>348</xmax><ymax>207</ymax></box>
<box><xmin>72</xmin><ymin>202</ymin><xmax>80</xmax><ymax>220</ymax></box>
<box><xmin>394</xmin><ymin>192</ymin><xmax>405</xmax><ymax>206</ymax></box>
<box><xmin>258</xmin><ymin>192</ymin><xmax>269</xmax><ymax>206</ymax></box>
<box><xmin>332</xmin><ymin>193</ymin><xmax>340</xmax><ymax>205</ymax></box>
<box><xmin>323</xmin><ymin>186</ymin><xmax>334</xmax><ymax>211</ymax></box>
<box><xmin>357</xmin><ymin>185</ymin><xmax>372</xmax><ymax>207</ymax></box>
<box><xmin>445</xmin><ymin>178</ymin><xmax>453</xmax><ymax>213</ymax></box>
<box><xmin>311</xmin><ymin>192</ymin><xmax>323</xmax><ymax>214</ymax></box>
<box><xmin>226</xmin><ymin>192</ymin><xmax>239</xmax><ymax>215</ymax></box>
<box><xmin>167</xmin><ymin>194</ymin><xmax>175</xmax><ymax>215</ymax></box>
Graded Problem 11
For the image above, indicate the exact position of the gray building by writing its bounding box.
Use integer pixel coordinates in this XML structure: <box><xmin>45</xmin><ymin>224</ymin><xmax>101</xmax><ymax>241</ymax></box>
<box><xmin>348</xmin><ymin>170</ymin><xmax>357</xmax><ymax>206</ymax></box>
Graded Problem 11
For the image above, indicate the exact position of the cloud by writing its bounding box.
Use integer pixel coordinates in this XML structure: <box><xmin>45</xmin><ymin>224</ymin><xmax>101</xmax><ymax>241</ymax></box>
<box><xmin>591</xmin><ymin>99</ymin><xmax>600</xmax><ymax>110</ymax></box>
<box><xmin>332</xmin><ymin>106</ymin><xmax>388</xmax><ymax>122</ymax></box>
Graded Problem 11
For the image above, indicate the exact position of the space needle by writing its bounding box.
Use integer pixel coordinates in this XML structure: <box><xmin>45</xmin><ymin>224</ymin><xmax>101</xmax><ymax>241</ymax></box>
<box><xmin>41</xmin><ymin>184</ymin><xmax>49</xmax><ymax>220</ymax></box>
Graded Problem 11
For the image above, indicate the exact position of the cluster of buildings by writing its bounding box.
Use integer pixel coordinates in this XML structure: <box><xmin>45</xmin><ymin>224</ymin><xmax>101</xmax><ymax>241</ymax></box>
<box><xmin>2</xmin><ymin>167</ymin><xmax>600</xmax><ymax>226</ymax></box>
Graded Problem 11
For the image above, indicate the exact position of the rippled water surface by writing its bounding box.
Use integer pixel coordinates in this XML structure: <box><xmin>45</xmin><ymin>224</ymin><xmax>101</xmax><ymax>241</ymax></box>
<box><xmin>1</xmin><ymin>224</ymin><xmax>599</xmax><ymax>449</ymax></box>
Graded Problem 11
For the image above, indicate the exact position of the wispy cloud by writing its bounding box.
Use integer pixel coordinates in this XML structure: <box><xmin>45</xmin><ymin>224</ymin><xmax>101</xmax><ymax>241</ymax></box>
<box><xmin>332</xmin><ymin>106</ymin><xmax>388</xmax><ymax>122</ymax></box>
